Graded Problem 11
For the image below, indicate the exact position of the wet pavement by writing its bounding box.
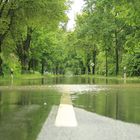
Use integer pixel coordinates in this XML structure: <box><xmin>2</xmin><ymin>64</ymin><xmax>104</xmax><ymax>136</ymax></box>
<box><xmin>37</xmin><ymin>85</ymin><xmax>140</xmax><ymax>140</ymax></box>
<box><xmin>37</xmin><ymin>106</ymin><xmax>140</xmax><ymax>140</ymax></box>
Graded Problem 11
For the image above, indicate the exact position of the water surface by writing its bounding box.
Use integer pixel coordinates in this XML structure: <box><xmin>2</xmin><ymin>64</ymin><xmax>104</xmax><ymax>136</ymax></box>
<box><xmin>0</xmin><ymin>76</ymin><xmax>139</xmax><ymax>86</ymax></box>
<box><xmin>72</xmin><ymin>85</ymin><xmax>140</xmax><ymax>124</ymax></box>
<box><xmin>0</xmin><ymin>76</ymin><xmax>140</xmax><ymax>140</ymax></box>
<box><xmin>0</xmin><ymin>89</ymin><xmax>61</xmax><ymax>140</ymax></box>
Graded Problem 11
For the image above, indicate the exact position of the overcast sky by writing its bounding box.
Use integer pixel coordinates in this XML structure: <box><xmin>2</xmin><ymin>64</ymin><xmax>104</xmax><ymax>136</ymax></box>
<box><xmin>67</xmin><ymin>0</ymin><xmax>85</xmax><ymax>30</ymax></box>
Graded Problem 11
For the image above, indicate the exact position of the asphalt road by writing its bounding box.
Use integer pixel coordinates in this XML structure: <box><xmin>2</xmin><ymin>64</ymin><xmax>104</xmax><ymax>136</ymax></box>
<box><xmin>37</xmin><ymin>106</ymin><xmax>140</xmax><ymax>140</ymax></box>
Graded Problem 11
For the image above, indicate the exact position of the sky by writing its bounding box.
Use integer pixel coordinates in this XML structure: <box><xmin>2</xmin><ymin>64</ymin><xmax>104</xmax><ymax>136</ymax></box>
<box><xmin>67</xmin><ymin>0</ymin><xmax>85</xmax><ymax>30</ymax></box>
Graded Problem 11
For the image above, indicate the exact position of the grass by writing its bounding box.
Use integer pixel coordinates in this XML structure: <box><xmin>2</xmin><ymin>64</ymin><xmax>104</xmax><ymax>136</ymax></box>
<box><xmin>0</xmin><ymin>73</ymin><xmax>139</xmax><ymax>81</ymax></box>
<box><xmin>80</xmin><ymin>74</ymin><xmax>140</xmax><ymax>81</ymax></box>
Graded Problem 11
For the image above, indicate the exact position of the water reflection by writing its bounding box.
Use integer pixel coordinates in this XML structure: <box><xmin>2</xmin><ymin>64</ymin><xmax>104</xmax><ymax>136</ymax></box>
<box><xmin>0</xmin><ymin>76</ymin><xmax>140</xmax><ymax>86</ymax></box>
<box><xmin>72</xmin><ymin>87</ymin><xmax>140</xmax><ymax>124</ymax></box>
<box><xmin>0</xmin><ymin>76</ymin><xmax>139</xmax><ymax>140</ymax></box>
<box><xmin>0</xmin><ymin>89</ymin><xmax>61</xmax><ymax>140</ymax></box>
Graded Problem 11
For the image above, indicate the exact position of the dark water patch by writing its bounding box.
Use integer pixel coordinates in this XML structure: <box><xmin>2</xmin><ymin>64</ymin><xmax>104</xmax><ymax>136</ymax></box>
<box><xmin>0</xmin><ymin>89</ymin><xmax>61</xmax><ymax>140</ymax></box>
<box><xmin>72</xmin><ymin>86</ymin><xmax>140</xmax><ymax>124</ymax></box>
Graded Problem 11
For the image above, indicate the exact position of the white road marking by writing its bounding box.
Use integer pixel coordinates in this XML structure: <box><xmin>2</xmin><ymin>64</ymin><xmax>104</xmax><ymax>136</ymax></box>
<box><xmin>55</xmin><ymin>104</ymin><xmax>78</xmax><ymax>127</ymax></box>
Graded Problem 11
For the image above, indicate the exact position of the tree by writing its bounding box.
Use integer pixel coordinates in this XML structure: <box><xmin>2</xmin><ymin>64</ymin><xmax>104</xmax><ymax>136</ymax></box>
<box><xmin>0</xmin><ymin>0</ymin><xmax>69</xmax><ymax>74</ymax></box>
<box><xmin>68</xmin><ymin>0</ymin><xmax>140</xmax><ymax>77</ymax></box>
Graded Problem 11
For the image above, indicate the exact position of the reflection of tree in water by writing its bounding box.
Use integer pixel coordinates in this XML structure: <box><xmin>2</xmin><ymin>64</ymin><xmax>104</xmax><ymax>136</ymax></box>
<box><xmin>115</xmin><ymin>91</ymin><xmax>119</xmax><ymax>120</ymax></box>
<box><xmin>88</xmin><ymin>77</ymin><xmax>95</xmax><ymax>84</ymax></box>
<box><xmin>0</xmin><ymin>91</ymin><xmax>2</xmax><ymax>120</ymax></box>
<box><xmin>41</xmin><ymin>78</ymin><xmax>45</xmax><ymax>85</ymax></box>
<box><xmin>0</xmin><ymin>91</ymin><xmax>2</xmax><ymax>105</ymax></box>
<box><xmin>73</xmin><ymin>87</ymin><xmax>140</xmax><ymax>124</ymax></box>
<box><xmin>105</xmin><ymin>79</ymin><xmax>108</xmax><ymax>84</ymax></box>
<box><xmin>18</xmin><ymin>92</ymin><xmax>32</xmax><ymax>105</ymax></box>
<box><xmin>73</xmin><ymin>90</ymin><xmax>119</xmax><ymax>119</ymax></box>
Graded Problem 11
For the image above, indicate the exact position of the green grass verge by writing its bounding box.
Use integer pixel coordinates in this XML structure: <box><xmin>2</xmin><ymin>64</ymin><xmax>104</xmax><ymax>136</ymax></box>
<box><xmin>0</xmin><ymin>73</ymin><xmax>139</xmax><ymax>81</ymax></box>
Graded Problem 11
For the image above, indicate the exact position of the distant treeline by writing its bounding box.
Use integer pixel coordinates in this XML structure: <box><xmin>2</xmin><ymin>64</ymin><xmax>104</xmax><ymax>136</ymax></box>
<box><xmin>0</xmin><ymin>0</ymin><xmax>139</xmax><ymax>77</ymax></box>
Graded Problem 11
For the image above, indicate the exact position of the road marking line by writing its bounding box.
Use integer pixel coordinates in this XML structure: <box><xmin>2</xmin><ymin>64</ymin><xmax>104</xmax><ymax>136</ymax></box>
<box><xmin>55</xmin><ymin>87</ymin><xmax>78</xmax><ymax>127</ymax></box>
<box><xmin>55</xmin><ymin>104</ymin><xmax>78</xmax><ymax>127</ymax></box>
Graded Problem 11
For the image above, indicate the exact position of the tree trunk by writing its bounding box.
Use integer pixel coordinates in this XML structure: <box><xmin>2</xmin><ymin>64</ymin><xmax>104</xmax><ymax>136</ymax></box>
<box><xmin>28</xmin><ymin>59</ymin><xmax>32</xmax><ymax>71</ymax></box>
<box><xmin>56</xmin><ymin>65</ymin><xmax>59</xmax><ymax>75</ymax></box>
<box><xmin>115</xmin><ymin>46</ymin><xmax>119</xmax><ymax>76</ymax></box>
<box><xmin>105</xmin><ymin>49</ymin><xmax>108</xmax><ymax>77</ymax></box>
<box><xmin>115</xmin><ymin>31</ymin><xmax>119</xmax><ymax>76</ymax></box>
<box><xmin>92</xmin><ymin>49</ymin><xmax>96</xmax><ymax>74</ymax></box>
<box><xmin>22</xmin><ymin>27</ymin><xmax>32</xmax><ymax>72</ymax></box>
<box><xmin>41</xmin><ymin>61</ymin><xmax>44</xmax><ymax>75</ymax></box>
<box><xmin>28</xmin><ymin>58</ymin><xmax>36</xmax><ymax>72</ymax></box>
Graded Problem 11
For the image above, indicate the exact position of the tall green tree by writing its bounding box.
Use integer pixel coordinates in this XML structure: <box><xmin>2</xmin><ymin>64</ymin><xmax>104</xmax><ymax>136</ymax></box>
<box><xmin>71</xmin><ymin>0</ymin><xmax>140</xmax><ymax>76</ymax></box>
<box><xmin>0</xmin><ymin>0</ymin><xmax>69</xmax><ymax>74</ymax></box>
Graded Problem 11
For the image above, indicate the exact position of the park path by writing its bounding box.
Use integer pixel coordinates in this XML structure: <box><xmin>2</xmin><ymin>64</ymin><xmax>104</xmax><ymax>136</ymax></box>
<box><xmin>37</xmin><ymin>85</ymin><xmax>140</xmax><ymax>140</ymax></box>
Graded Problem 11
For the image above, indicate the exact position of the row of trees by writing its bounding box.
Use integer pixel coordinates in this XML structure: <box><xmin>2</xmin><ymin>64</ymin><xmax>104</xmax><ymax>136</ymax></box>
<box><xmin>71</xmin><ymin>0</ymin><xmax>140</xmax><ymax>76</ymax></box>
<box><xmin>0</xmin><ymin>0</ymin><xmax>69</xmax><ymax>75</ymax></box>
<box><xmin>0</xmin><ymin>0</ymin><xmax>139</xmax><ymax>77</ymax></box>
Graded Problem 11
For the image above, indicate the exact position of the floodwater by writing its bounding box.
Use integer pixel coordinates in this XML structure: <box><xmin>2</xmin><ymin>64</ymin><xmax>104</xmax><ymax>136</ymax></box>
<box><xmin>0</xmin><ymin>76</ymin><xmax>140</xmax><ymax>140</ymax></box>
<box><xmin>71</xmin><ymin>85</ymin><xmax>140</xmax><ymax>124</ymax></box>
<box><xmin>0</xmin><ymin>89</ymin><xmax>61</xmax><ymax>140</ymax></box>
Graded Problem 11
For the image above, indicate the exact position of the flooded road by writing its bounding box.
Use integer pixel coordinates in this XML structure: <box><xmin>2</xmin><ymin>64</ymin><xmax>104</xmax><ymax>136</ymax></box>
<box><xmin>0</xmin><ymin>76</ymin><xmax>140</xmax><ymax>140</ymax></box>
<box><xmin>54</xmin><ymin>84</ymin><xmax>140</xmax><ymax>124</ymax></box>
<box><xmin>37</xmin><ymin>106</ymin><xmax>140</xmax><ymax>140</ymax></box>
<box><xmin>0</xmin><ymin>89</ymin><xmax>61</xmax><ymax>140</ymax></box>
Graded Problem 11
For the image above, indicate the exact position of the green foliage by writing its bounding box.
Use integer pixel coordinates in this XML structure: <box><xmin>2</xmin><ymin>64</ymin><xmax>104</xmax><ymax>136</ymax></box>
<box><xmin>0</xmin><ymin>0</ymin><xmax>70</xmax><ymax>75</ymax></box>
<box><xmin>69</xmin><ymin>0</ymin><xmax>140</xmax><ymax>77</ymax></box>
<box><xmin>0</xmin><ymin>0</ymin><xmax>139</xmax><ymax>77</ymax></box>
<box><xmin>121</xmin><ymin>53</ymin><xmax>140</xmax><ymax>76</ymax></box>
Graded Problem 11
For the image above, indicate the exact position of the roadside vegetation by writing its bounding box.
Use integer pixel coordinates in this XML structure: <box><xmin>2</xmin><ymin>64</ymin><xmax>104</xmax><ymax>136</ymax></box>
<box><xmin>0</xmin><ymin>0</ymin><xmax>139</xmax><ymax>79</ymax></box>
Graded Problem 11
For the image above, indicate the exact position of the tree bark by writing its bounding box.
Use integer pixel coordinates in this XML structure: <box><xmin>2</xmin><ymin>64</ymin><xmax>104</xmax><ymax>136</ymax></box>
<box><xmin>105</xmin><ymin>49</ymin><xmax>108</xmax><ymax>77</ymax></box>
<box><xmin>115</xmin><ymin>31</ymin><xmax>119</xmax><ymax>76</ymax></box>
<box><xmin>21</xmin><ymin>26</ymin><xmax>33</xmax><ymax>73</ymax></box>
<box><xmin>115</xmin><ymin>46</ymin><xmax>119</xmax><ymax>76</ymax></box>
<box><xmin>92</xmin><ymin>49</ymin><xmax>96</xmax><ymax>74</ymax></box>
<box><xmin>41</xmin><ymin>62</ymin><xmax>44</xmax><ymax>75</ymax></box>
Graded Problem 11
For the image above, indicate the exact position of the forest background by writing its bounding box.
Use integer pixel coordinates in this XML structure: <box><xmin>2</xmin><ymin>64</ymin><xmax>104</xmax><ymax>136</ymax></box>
<box><xmin>0</xmin><ymin>0</ymin><xmax>139</xmax><ymax>78</ymax></box>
